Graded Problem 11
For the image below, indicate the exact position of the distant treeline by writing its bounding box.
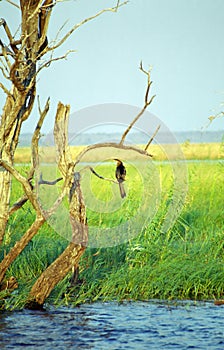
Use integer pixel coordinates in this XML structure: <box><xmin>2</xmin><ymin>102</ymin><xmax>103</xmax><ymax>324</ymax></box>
<box><xmin>18</xmin><ymin>130</ymin><xmax>223</xmax><ymax>147</ymax></box>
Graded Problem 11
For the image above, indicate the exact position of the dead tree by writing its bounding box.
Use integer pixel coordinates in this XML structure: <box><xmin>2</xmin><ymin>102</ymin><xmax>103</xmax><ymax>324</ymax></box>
<box><xmin>0</xmin><ymin>0</ymin><xmax>53</xmax><ymax>244</ymax></box>
<box><xmin>0</xmin><ymin>1</ymin><xmax>159</xmax><ymax>309</ymax></box>
<box><xmin>0</xmin><ymin>0</ymin><xmax>127</xmax><ymax>245</ymax></box>
<box><xmin>0</xmin><ymin>0</ymin><xmax>128</xmax><ymax>306</ymax></box>
<box><xmin>0</xmin><ymin>2</ymin><xmax>125</xmax><ymax>270</ymax></box>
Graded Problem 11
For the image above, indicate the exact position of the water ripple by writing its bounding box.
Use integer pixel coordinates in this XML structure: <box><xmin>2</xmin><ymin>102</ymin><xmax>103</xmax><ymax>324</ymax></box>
<box><xmin>0</xmin><ymin>301</ymin><xmax>223</xmax><ymax>349</ymax></box>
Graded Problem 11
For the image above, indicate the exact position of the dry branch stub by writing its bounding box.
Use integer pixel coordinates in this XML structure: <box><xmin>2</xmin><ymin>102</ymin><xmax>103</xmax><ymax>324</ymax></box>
<box><xmin>38</xmin><ymin>103</ymin><xmax>188</xmax><ymax>248</ymax></box>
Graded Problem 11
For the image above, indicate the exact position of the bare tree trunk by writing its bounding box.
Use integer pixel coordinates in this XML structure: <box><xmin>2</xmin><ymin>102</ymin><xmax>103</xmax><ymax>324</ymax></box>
<box><xmin>26</xmin><ymin>102</ymin><xmax>88</xmax><ymax>308</ymax></box>
<box><xmin>0</xmin><ymin>0</ymin><xmax>130</xmax><ymax>309</ymax></box>
<box><xmin>0</xmin><ymin>97</ymin><xmax>50</xmax><ymax>283</ymax></box>
<box><xmin>27</xmin><ymin>243</ymin><xmax>85</xmax><ymax>308</ymax></box>
<box><xmin>0</xmin><ymin>90</ymin><xmax>23</xmax><ymax>244</ymax></box>
<box><xmin>0</xmin><ymin>170</ymin><xmax>11</xmax><ymax>244</ymax></box>
<box><xmin>0</xmin><ymin>1</ymin><xmax>53</xmax><ymax>245</ymax></box>
<box><xmin>27</xmin><ymin>183</ymin><xmax>88</xmax><ymax>308</ymax></box>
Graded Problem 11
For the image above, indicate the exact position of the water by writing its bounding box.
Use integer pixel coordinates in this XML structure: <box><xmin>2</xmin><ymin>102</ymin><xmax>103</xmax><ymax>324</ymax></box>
<box><xmin>0</xmin><ymin>301</ymin><xmax>223</xmax><ymax>349</ymax></box>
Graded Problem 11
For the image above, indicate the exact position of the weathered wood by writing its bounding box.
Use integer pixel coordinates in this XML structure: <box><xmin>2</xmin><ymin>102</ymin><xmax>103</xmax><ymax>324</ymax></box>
<box><xmin>0</xmin><ymin>276</ymin><xmax>18</xmax><ymax>292</ymax></box>
<box><xmin>26</xmin><ymin>102</ymin><xmax>87</xmax><ymax>308</ymax></box>
<box><xmin>214</xmin><ymin>300</ymin><xmax>224</xmax><ymax>306</ymax></box>
<box><xmin>0</xmin><ymin>170</ymin><xmax>11</xmax><ymax>244</ymax></box>
<box><xmin>27</xmin><ymin>242</ymin><xmax>85</xmax><ymax>308</ymax></box>
<box><xmin>0</xmin><ymin>1</ymin><xmax>146</xmax><ymax>310</ymax></box>
<box><xmin>0</xmin><ymin>0</ymin><xmax>48</xmax><ymax>245</ymax></box>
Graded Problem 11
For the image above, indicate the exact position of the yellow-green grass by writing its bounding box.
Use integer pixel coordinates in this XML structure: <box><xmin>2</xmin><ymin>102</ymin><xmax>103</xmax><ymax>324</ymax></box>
<box><xmin>0</xmin><ymin>161</ymin><xmax>223</xmax><ymax>309</ymax></box>
<box><xmin>14</xmin><ymin>142</ymin><xmax>223</xmax><ymax>163</ymax></box>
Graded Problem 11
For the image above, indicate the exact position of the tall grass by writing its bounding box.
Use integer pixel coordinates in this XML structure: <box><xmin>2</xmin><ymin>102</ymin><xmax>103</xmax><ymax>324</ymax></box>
<box><xmin>0</xmin><ymin>161</ymin><xmax>223</xmax><ymax>309</ymax></box>
<box><xmin>14</xmin><ymin>142</ymin><xmax>223</xmax><ymax>163</ymax></box>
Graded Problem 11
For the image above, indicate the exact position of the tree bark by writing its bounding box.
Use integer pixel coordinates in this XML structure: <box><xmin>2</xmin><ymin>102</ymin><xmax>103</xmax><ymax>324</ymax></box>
<box><xmin>0</xmin><ymin>170</ymin><xmax>11</xmax><ymax>245</ymax></box>
<box><xmin>0</xmin><ymin>1</ymin><xmax>53</xmax><ymax>245</ymax></box>
<box><xmin>27</xmin><ymin>243</ymin><xmax>85</xmax><ymax>308</ymax></box>
<box><xmin>0</xmin><ymin>0</ymin><xmax>128</xmax><ymax>309</ymax></box>
<box><xmin>26</xmin><ymin>102</ymin><xmax>88</xmax><ymax>308</ymax></box>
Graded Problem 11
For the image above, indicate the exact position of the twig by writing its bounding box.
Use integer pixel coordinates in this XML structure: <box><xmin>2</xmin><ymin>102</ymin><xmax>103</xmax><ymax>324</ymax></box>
<box><xmin>30</xmin><ymin>96</ymin><xmax>50</xmax><ymax>174</ymax></box>
<box><xmin>0</xmin><ymin>19</ymin><xmax>14</xmax><ymax>45</ymax></box>
<box><xmin>0</xmin><ymin>43</ymin><xmax>12</xmax><ymax>70</ymax></box>
<box><xmin>9</xmin><ymin>195</ymin><xmax>28</xmax><ymax>215</ymax></box>
<box><xmin>2</xmin><ymin>99</ymin><xmax>49</xmax><ymax>216</ymax></box>
<box><xmin>48</xmin><ymin>1</ymin><xmax>128</xmax><ymax>51</ymax></box>
<box><xmin>6</xmin><ymin>0</ymin><xmax>20</xmax><ymax>9</ymax></box>
<box><xmin>80</xmin><ymin>166</ymin><xmax>118</xmax><ymax>184</ymax></box>
<box><xmin>37</xmin><ymin>50</ymin><xmax>76</xmax><ymax>72</ymax></box>
<box><xmin>0</xmin><ymin>159</ymin><xmax>41</xmax><ymax>215</ymax></box>
<box><xmin>0</xmin><ymin>82</ymin><xmax>14</xmax><ymax>100</ymax></box>
<box><xmin>120</xmin><ymin>61</ymin><xmax>156</xmax><ymax>145</ymax></box>
<box><xmin>0</xmin><ymin>61</ymin><xmax>10</xmax><ymax>79</ymax></box>
<box><xmin>38</xmin><ymin>173</ymin><xmax>63</xmax><ymax>186</ymax></box>
<box><xmin>144</xmin><ymin>124</ymin><xmax>161</xmax><ymax>151</ymax></box>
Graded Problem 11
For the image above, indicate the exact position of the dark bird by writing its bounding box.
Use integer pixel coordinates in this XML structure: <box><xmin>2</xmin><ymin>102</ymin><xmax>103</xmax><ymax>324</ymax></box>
<box><xmin>114</xmin><ymin>159</ymin><xmax>126</xmax><ymax>198</ymax></box>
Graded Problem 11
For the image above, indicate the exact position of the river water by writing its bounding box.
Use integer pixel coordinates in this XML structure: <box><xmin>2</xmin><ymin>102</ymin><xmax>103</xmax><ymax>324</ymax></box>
<box><xmin>0</xmin><ymin>301</ymin><xmax>223</xmax><ymax>349</ymax></box>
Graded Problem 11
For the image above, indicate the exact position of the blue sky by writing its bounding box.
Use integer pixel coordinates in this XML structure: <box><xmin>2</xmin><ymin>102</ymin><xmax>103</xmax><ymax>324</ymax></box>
<box><xmin>0</xmin><ymin>0</ymin><xmax>224</xmax><ymax>133</ymax></box>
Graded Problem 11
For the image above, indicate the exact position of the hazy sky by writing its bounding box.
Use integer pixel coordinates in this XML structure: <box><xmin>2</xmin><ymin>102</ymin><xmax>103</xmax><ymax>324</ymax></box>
<box><xmin>0</xmin><ymin>0</ymin><xmax>224</xmax><ymax>133</ymax></box>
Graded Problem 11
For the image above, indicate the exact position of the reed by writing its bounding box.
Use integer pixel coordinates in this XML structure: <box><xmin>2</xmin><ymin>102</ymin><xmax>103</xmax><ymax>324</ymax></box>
<box><xmin>1</xmin><ymin>160</ymin><xmax>223</xmax><ymax>309</ymax></box>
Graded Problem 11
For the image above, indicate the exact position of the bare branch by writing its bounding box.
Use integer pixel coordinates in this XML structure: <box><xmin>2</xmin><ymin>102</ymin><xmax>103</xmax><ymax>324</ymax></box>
<box><xmin>38</xmin><ymin>172</ymin><xmax>63</xmax><ymax>186</ymax></box>
<box><xmin>120</xmin><ymin>62</ymin><xmax>156</xmax><ymax>145</ymax></box>
<box><xmin>0</xmin><ymin>159</ymin><xmax>41</xmax><ymax>215</ymax></box>
<box><xmin>9</xmin><ymin>96</ymin><xmax>56</xmax><ymax>216</ymax></box>
<box><xmin>49</xmin><ymin>1</ymin><xmax>128</xmax><ymax>51</ymax></box>
<box><xmin>120</xmin><ymin>106</ymin><xmax>148</xmax><ymax>145</ymax></box>
<box><xmin>6</xmin><ymin>0</ymin><xmax>20</xmax><ymax>9</ymax></box>
<box><xmin>0</xmin><ymin>41</ymin><xmax>12</xmax><ymax>70</ymax></box>
<box><xmin>37</xmin><ymin>50</ymin><xmax>76</xmax><ymax>72</ymax></box>
<box><xmin>0</xmin><ymin>59</ymin><xmax>10</xmax><ymax>79</ymax></box>
<box><xmin>0</xmin><ymin>19</ymin><xmax>14</xmax><ymax>45</ymax></box>
<box><xmin>9</xmin><ymin>194</ymin><xmax>28</xmax><ymax>215</ymax></box>
<box><xmin>80</xmin><ymin>166</ymin><xmax>118</xmax><ymax>184</ymax></box>
<box><xmin>54</xmin><ymin>102</ymin><xmax>72</xmax><ymax>178</ymax></box>
<box><xmin>0</xmin><ymin>82</ymin><xmax>14</xmax><ymax>100</ymax></box>
<box><xmin>0</xmin><ymin>18</ymin><xmax>19</xmax><ymax>54</ymax></box>
<box><xmin>144</xmin><ymin>124</ymin><xmax>161</xmax><ymax>151</ymax></box>
<box><xmin>74</xmin><ymin>142</ymin><xmax>152</xmax><ymax>168</ymax></box>
<box><xmin>30</xmin><ymin>96</ymin><xmax>50</xmax><ymax>173</ymax></box>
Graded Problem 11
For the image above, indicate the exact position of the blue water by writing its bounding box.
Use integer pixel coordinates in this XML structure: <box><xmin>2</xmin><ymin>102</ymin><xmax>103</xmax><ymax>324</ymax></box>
<box><xmin>0</xmin><ymin>301</ymin><xmax>223</xmax><ymax>349</ymax></box>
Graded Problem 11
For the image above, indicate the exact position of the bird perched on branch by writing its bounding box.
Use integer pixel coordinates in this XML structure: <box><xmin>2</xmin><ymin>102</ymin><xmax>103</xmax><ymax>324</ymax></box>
<box><xmin>114</xmin><ymin>159</ymin><xmax>126</xmax><ymax>198</ymax></box>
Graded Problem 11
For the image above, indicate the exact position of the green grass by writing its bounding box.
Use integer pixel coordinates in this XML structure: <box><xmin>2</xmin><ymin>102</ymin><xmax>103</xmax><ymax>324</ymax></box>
<box><xmin>0</xmin><ymin>160</ymin><xmax>224</xmax><ymax>309</ymax></box>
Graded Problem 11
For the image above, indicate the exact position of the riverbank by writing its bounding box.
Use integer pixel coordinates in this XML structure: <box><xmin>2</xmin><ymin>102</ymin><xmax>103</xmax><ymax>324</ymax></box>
<box><xmin>0</xmin><ymin>160</ymin><xmax>223</xmax><ymax>310</ymax></box>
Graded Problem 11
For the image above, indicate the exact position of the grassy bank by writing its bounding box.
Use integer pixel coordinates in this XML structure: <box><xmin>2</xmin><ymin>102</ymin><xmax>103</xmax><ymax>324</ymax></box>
<box><xmin>0</xmin><ymin>160</ymin><xmax>223</xmax><ymax>309</ymax></box>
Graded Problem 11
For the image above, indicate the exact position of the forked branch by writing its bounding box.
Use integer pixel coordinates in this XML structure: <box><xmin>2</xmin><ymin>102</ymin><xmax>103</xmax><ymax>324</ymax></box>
<box><xmin>120</xmin><ymin>61</ymin><xmax>156</xmax><ymax>145</ymax></box>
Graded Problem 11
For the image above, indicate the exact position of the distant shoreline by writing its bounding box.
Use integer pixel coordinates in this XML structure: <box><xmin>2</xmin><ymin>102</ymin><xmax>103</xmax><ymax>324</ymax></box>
<box><xmin>15</xmin><ymin>142</ymin><xmax>223</xmax><ymax>163</ymax></box>
<box><xmin>18</xmin><ymin>130</ymin><xmax>223</xmax><ymax>147</ymax></box>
